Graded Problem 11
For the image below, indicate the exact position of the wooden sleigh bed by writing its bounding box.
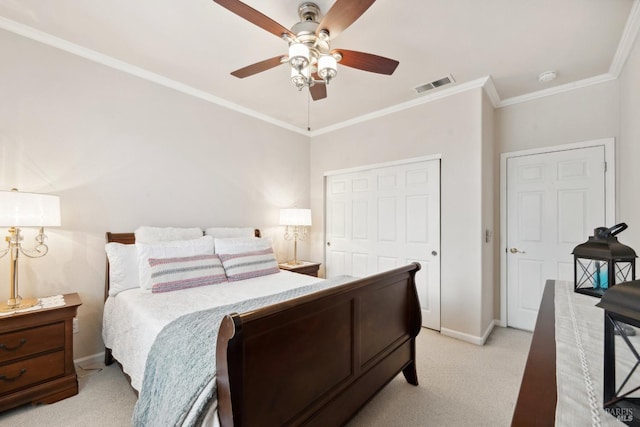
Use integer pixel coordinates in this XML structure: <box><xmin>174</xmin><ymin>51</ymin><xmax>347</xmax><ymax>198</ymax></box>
<box><xmin>103</xmin><ymin>230</ymin><xmax>422</xmax><ymax>426</ymax></box>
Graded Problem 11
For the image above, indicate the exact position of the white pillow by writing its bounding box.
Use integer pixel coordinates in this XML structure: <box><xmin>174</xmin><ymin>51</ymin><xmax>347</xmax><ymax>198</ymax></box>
<box><xmin>136</xmin><ymin>236</ymin><xmax>215</xmax><ymax>290</ymax></box>
<box><xmin>134</xmin><ymin>226</ymin><xmax>203</xmax><ymax>243</ymax></box>
<box><xmin>214</xmin><ymin>236</ymin><xmax>272</xmax><ymax>255</ymax></box>
<box><xmin>205</xmin><ymin>227</ymin><xmax>255</xmax><ymax>239</ymax></box>
<box><xmin>105</xmin><ymin>243</ymin><xmax>139</xmax><ymax>296</ymax></box>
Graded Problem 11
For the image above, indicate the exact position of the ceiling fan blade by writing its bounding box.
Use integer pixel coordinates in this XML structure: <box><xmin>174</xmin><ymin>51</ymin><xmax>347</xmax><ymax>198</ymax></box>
<box><xmin>318</xmin><ymin>0</ymin><xmax>376</xmax><ymax>39</ymax></box>
<box><xmin>334</xmin><ymin>49</ymin><xmax>399</xmax><ymax>75</ymax></box>
<box><xmin>309</xmin><ymin>82</ymin><xmax>327</xmax><ymax>101</ymax></box>
<box><xmin>213</xmin><ymin>0</ymin><xmax>294</xmax><ymax>39</ymax></box>
<box><xmin>230</xmin><ymin>56</ymin><xmax>285</xmax><ymax>78</ymax></box>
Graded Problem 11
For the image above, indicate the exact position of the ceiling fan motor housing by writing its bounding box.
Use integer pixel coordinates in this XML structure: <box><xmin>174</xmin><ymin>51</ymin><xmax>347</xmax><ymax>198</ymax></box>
<box><xmin>298</xmin><ymin>2</ymin><xmax>321</xmax><ymax>22</ymax></box>
<box><xmin>289</xmin><ymin>2</ymin><xmax>331</xmax><ymax>76</ymax></box>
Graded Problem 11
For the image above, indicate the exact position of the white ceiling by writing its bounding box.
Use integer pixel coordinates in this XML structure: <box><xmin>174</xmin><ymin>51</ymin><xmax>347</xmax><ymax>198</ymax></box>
<box><xmin>1</xmin><ymin>0</ymin><xmax>638</xmax><ymax>134</ymax></box>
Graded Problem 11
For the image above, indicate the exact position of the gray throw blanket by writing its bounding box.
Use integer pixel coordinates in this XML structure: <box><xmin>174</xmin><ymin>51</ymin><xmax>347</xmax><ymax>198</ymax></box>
<box><xmin>132</xmin><ymin>276</ymin><xmax>354</xmax><ymax>427</ymax></box>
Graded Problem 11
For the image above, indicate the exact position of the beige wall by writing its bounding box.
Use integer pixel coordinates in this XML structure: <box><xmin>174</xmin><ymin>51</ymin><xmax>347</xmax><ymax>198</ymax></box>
<box><xmin>619</xmin><ymin>30</ymin><xmax>640</xmax><ymax>252</ymax></box>
<box><xmin>310</xmin><ymin>89</ymin><xmax>490</xmax><ymax>340</ymax></box>
<box><xmin>0</xmin><ymin>30</ymin><xmax>310</xmax><ymax>359</ymax></box>
<box><xmin>481</xmin><ymin>92</ymin><xmax>496</xmax><ymax>330</ymax></box>
<box><xmin>495</xmin><ymin>80</ymin><xmax>619</xmax><ymax>154</ymax></box>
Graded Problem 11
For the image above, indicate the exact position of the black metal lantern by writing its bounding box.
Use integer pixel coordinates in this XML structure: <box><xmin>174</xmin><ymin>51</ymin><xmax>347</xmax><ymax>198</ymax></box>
<box><xmin>573</xmin><ymin>223</ymin><xmax>637</xmax><ymax>297</ymax></box>
<box><xmin>596</xmin><ymin>281</ymin><xmax>640</xmax><ymax>425</ymax></box>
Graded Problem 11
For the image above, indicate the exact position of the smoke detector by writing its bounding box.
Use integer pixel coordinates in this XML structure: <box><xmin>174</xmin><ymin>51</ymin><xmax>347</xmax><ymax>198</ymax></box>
<box><xmin>538</xmin><ymin>70</ymin><xmax>557</xmax><ymax>83</ymax></box>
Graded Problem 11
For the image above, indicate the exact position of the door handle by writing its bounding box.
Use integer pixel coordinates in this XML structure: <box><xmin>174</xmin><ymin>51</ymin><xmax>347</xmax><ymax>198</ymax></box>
<box><xmin>509</xmin><ymin>248</ymin><xmax>526</xmax><ymax>254</ymax></box>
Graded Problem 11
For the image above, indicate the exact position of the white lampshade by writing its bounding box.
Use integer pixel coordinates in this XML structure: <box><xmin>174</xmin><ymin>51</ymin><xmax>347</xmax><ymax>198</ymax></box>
<box><xmin>318</xmin><ymin>54</ymin><xmax>337</xmax><ymax>82</ymax></box>
<box><xmin>288</xmin><ymin>42</ymin><xmax>310</xmax><ymax>71</ymax></box>
<box><xmin>0</xmin><ymin>189</ymin><xmax>61</xmax><ymax>227</ymax></box>
<box><xmin>280</xmin><ymin>208</ymin><xmax>312</xmax><ymax>227</ymax></box>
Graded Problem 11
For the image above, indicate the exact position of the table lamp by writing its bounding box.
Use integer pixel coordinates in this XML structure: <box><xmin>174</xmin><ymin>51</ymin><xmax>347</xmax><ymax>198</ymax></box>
<box><xmin>279</xmin><ymin>208</ymin><xmax>311</xmax><ymax>265</ymax></box>
<box><xmin>0</xmin><ymin>188</ymin><xmax>61</xmax><ymax>311</ymax></box>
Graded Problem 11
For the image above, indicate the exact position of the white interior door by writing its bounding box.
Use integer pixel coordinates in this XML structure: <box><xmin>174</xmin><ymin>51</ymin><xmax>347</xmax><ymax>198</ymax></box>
<box><xmin>506</xmin><ymin>145</ymin><xmax>607</xmax><ymax>330</ymax></box>
<box><xmin>325</xmin><ymin>159</ymin><xmax>441</xmax><ymax>330</ymax></box>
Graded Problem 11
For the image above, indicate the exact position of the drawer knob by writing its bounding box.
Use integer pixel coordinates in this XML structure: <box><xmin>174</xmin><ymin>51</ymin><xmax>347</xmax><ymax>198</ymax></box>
<box><xmin>0</xmin><ymin>339</ymin><xmax>26</xmax><ymax>352</ymax></box>
<box><xmin>0</xmin><ymin>368</ymin><xmax>26</xmax><ymax>382</ymax></box>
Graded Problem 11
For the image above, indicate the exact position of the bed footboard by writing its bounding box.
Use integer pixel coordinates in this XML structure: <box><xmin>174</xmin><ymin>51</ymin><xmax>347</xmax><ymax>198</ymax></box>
<box><xmin>216</xmin><ymin>263</ymin><xmax>422</xmax><ymax>427</ymax></box>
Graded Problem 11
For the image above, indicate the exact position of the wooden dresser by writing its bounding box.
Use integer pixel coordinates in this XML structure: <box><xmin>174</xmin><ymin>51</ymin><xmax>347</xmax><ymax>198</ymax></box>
<box><xmin>511</xmin><ymin>281</ymin><xmax>556</xmax><ymax>426</ymax></box>
<box><xmin>0</xmin><ymin>293</ymin><xmax>81</xmax><ymax>412</ymax></box>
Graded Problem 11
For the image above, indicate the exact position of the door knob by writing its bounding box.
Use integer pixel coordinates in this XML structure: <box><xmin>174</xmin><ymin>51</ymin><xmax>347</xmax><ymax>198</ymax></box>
<box><xmin>326</xmin><ymin>242</ymin><xmax>331</xmax><ymax>246</ymax></box>
<box><xmin>431</xmin><ymin>251</ymin><xmax>438</xmax><ymax>256</ymax></box>
<box><xmin>509</xmin><ymin>248</ymin><xmax>526</xmax><ymax>254</ymax></box>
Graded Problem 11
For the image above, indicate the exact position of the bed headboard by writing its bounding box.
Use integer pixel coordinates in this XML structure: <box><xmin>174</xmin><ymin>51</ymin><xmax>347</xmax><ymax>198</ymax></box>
<box><xmin>104</xmin><ymin>229</ymin><xmax>261</xmax><ymax>301</ymax></box>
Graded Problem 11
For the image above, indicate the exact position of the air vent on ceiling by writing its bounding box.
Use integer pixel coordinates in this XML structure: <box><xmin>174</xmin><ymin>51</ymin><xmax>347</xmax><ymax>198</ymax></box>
<box><xmin>414</xmin><ymin>75</ymin><xmax>455</xmax><ymax>94</ymax></box>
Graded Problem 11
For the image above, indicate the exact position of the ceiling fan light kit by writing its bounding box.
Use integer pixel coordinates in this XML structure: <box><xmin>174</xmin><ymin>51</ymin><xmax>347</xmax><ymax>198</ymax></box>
<box><xmin>213</xmin><ymin>0</ymin><xmax>399</xmax><ymax>101</ymax></box>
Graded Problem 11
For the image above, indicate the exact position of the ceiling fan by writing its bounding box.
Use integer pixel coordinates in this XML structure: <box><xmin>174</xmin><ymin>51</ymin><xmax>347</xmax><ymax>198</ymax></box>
<box><xmin>213</xmin><ymin>0</ymin><xmax>399</xmax><ymax>101</ymax></box>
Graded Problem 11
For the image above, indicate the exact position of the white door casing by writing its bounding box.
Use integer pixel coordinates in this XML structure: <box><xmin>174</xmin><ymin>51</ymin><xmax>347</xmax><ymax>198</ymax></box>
<box><xmin>501</xmin><ymin>139</ymin><xmax>615</xmax><ymax>331</ymax></box>
<box><xmin>325</xmin><ymin>157</ymin><xmax>441</xmax><ymax>330</ymax></box>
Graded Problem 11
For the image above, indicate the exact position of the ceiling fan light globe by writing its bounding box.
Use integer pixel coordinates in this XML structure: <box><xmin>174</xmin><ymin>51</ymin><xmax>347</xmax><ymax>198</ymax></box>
<box><xmin>291</xmin><ymin>66</ymin><xmax>310</xmax><ymax>90</ymax></box>
<box><xmin>318</xmin><ymin>54</ymin><xmax>337</xmax><ymax>83</ymax></box>
<box><xmin>288</xmin><ymin>43</ymin><xmax>310</xmax><ymax>71</ymax></box>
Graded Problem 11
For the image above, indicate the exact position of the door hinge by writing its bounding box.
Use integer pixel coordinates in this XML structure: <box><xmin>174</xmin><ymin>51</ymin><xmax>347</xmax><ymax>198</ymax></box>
<box><xmin>604</xmin><ymin>161</ymin><xmax>608</xmax><ymax>173</ymax></box>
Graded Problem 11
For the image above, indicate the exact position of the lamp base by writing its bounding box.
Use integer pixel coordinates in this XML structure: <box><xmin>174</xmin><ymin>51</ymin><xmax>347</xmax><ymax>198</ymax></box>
<box><xmin>0</xmin><ymin>297</ymin><xmax>39</xmax><ymax>313</ymax></box>
<box><xmin>285</xmin><ymin>260</ymin><xmax>303</xmax><ymax>266</ymax></box>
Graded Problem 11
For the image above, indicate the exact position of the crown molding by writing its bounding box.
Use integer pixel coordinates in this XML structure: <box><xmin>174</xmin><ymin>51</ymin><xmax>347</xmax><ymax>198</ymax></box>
<box><xmin>481</xmin><ymin>76</ymin><xmax>501</xmax><ymax>108</ymax></box>
<box><xmin>495</xmin><ymin>0</ymin><xmax>639</xmax><ymax>109</ymax></box>
<box><xmin>0</xmin><ymin>17</ymin><xmax>309</xmax><ymax>136</ymax></box>
<box><xmin>2</xmin><ymin>0</ymin><xmax>639</xmax><ymax>136</ymax></box>
<box><xmin>610</xmin><ymin>0</ymin><xmax>640</xmax><ymax>76</ymax></box>
<box><xmin>496</xmin><ymin>73</ymin><xmax>618</xmax><ymax>108</ymax></box>
<box><xmin>309</xmin><ymin>77</ymin><xmax>490</xmax><ymax>136</ymax></box>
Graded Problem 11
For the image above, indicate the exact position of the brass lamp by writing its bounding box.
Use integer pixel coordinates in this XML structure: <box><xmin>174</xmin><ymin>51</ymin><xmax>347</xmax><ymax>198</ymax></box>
<box><xmin>0</xmin><ymin>188</ymin><xmax>61</xmax><ymax>312</ymax></box>
<box><xmin>279</xmin><ymin>208</ymin><xmax>311</xmax><ymax>266</ymax></box>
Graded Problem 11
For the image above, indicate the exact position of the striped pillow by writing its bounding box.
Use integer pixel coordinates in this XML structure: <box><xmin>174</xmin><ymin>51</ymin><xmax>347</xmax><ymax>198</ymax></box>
<box><xmin>148</xmin><ymin>254</ymin><xmax>227</xmax><ymax>293</ymax></box>
<box><xmin>219</xmin><ymin>248</ymin><xmax>280</xmax><ymax>282</ymax></box>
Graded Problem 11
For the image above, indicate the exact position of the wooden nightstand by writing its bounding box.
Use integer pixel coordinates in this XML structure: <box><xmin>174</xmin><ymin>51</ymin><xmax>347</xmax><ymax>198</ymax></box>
<box><xmin>278</xmin><ymin>261</ymin><xmax>321</xmax><ymax>277</ymax></box>
<box><xmin>0</xmin><ymin>292</ymin><xmax>81</xmax><ymax>412</ymax></box>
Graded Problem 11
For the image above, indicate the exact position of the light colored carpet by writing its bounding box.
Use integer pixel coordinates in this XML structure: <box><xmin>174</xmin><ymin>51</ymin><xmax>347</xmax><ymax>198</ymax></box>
<box><xmin>0</xmin><ymin>326</ymin><xmax>531</xmax><ymax>427</ymax></box>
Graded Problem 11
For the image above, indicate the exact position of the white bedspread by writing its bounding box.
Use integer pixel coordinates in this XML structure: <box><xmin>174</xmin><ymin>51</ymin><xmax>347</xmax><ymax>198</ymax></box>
<box><xmin>102</xmin><ymin>270</ymin><xmax>323</xmax><ymax>391</ymax></box>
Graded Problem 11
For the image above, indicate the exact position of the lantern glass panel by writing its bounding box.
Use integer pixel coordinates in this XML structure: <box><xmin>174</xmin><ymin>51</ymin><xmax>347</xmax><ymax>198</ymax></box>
<box><xmin>575</xmin><ymin>258</ymin><xmax>610</xmax><ymax>295</ymax></box>
<box><xmin>603</xmin><ymin>313</ymin><xmax>640</xmax><ymax>425</ymax></box>
<box><xmin>575</xmin><ymin>259</ymin><xmax>636</xmax><ymax>297</ymax></box>
<box><xmin>617</xmin><ymin>262</ymin><xmax>635</xmax><ymax>283</ymax></box>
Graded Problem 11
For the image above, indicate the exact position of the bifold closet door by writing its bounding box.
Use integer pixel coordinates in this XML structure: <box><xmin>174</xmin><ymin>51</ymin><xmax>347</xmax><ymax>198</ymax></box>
<box><xmin>325</xmin><ymin>159</ymin><xmax>441</xmax><ymax>330</ymax></box>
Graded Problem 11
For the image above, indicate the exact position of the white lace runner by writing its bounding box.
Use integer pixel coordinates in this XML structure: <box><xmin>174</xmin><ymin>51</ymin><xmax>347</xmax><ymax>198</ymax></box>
<box><xmin>0</xmin><ymin>294</ymin><xmax>66</xmax><ymax>316</ymax></box>
<box><xmin>554</xmin><ymin>281</ymin><xmax>625</xmax><ymax>426</ymax></box>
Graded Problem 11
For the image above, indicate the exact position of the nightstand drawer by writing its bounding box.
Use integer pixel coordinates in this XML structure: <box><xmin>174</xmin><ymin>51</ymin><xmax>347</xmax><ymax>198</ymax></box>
<box><xmin>0</xmin><ymin>322</ymin><xmax>65</xmax><ymax>364</ymax></box>
<box><xmin>0</xmin><ymin>350</ymin><xmax>65</xmax><ymax>395</ymax></box>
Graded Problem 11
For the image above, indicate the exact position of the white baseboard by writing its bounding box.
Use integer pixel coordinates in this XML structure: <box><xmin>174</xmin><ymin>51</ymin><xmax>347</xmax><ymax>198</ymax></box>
<box><xmin>480</xmin><ymin>320</ymin><xmax>497</xmax><ymax>344</ymax></box>
<box><xmin>441</xmin><ymin>320</ymin><xmax>496</xmax><ymax>346</ymax></box>
<box><xmin>74</xmin><ymin>351</ymin><xmax>105</xmax><ymax>366</ymax></box>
